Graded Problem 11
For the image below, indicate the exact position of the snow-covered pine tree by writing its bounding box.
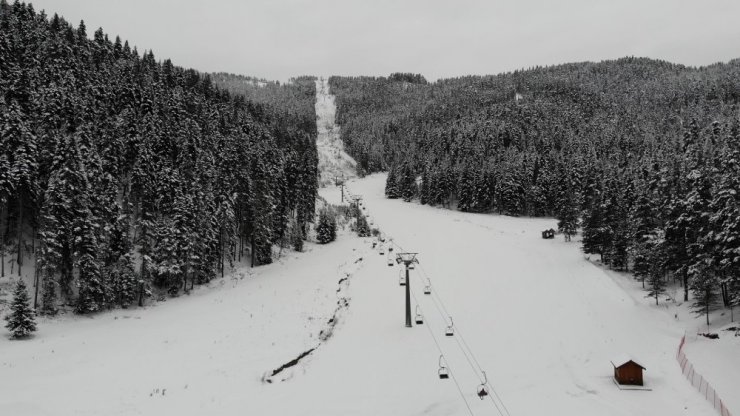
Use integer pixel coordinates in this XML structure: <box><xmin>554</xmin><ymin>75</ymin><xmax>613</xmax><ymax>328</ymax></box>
<box><xmin>690</xmin><ymin>264</ymin><xmax>720</xmax><ymax>325</ymax></box>
<box><xmin>385</xmin><ymin>167</ymin><xmax>400</xmax><ymax>199</ymax></box>
<box><xmin>644</xmin><ymin>231</ymin><xmax>667</xmax><ymax>305</ymax></box>
<box><xmin>556</xmin><ymin>180</ymin><xmax>580</xmax><ymax>242</ymax></box>
<box><xmin>706</xmin><ymin>123</ymin><xmax>740</xmax><ymax>314</ymax></box>
<box><xmin>4</xmin><ymin>279</ymin><xmax>37</xmax><ymax>339</ymax></box>
<box><xmin>315</xmin><ymin>210</ymin><xmax>336</xmax><ymax>244</ymax></box>
<box><xmin>355</xmin><ymin>214</ymin><xmax>371</xmax><ymax>237</ymax></box>
<box><xmin>397</xmin><ymin>162</ymin><xmax>417</xmax><ymax>202</ymax></box>
<box><xmin>581</xmin><ymin>190</ymin><xmax>610</xmax><ymax>262</ymax></box>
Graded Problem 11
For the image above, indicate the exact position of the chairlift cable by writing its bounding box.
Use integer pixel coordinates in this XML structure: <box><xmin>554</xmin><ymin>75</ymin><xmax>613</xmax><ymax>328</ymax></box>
<box><xmin>410</xmin><ymin>288</ymin><xmax>476</xmax><ymax>416</ymax></box>
<box><xmin>392</xmin><ymin>236</ymin><xmax>511</xmax><ymax>415</ymax></box>
<box><xmin>415</xmin><ymin>260</ymin><xmax>513</xmax><ymax>416</ymax></box>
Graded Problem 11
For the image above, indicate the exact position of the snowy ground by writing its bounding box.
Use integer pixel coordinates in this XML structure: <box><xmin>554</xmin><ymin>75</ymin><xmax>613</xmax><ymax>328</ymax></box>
<box><xmin>1</xmin><ymin>173</ymin><xmax>734</xmax><ymax>416</ymax></box>
<box><xmin>315</xmin><ymin>78</ymin><xmax>357</xmax><ymax>187</ymax></box>
<box><xmin>2</xmin><ymin>80</ymin><xmax>737</xmax><ymax>415</ymax></box>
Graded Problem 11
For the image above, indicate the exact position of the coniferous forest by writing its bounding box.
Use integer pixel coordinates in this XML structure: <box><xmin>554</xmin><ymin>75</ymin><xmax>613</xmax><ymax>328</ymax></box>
<box><xmin>330</xmin><ymin>62</ymin><xmax>740</xmax><ymax>321</ymax></box>
<box><xmin>0</xmin><ymin>1</ymin><xmax>317</xmax><ymax>314</ymax></box>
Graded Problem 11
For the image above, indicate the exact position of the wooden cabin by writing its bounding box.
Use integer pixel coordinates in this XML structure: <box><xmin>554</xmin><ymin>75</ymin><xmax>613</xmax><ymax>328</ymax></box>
<box><xmin>541</xmin><ymin>228</ymin><xmax>555</xmax><ymax>239</ymax></box>
<box><xmin>611</xmin><ymin>355</ymin><xmax>646</xmax><ymax>386</ymax></box>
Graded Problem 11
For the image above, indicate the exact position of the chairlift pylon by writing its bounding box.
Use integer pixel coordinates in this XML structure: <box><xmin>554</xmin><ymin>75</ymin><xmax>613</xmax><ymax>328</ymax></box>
<box><xmin>445</xmin><ymin>316</ymin><xmax>454</xmax><ymax>337</ymax></box>
<box><xmin>415</xmin><ymin>305</ymin><xmax>424</xmax><ymax>325</ymax></box>
<box><xmin>476</xmin><ymin>371</ymin><xmax>490</xmax><ymax>399</ymax></box>
<box><xmin>438</xmin><ymin>355</ymin><xmax>449</xmax><ymax>379</ymax></box>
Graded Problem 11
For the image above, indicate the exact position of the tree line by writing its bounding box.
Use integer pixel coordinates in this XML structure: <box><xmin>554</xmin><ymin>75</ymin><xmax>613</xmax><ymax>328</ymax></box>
<box><xmin>329</xmin><ymin>58</ymin><xmax>740</xmax><ymax>323</ymax></box>
<box><xmin>0</xmin><ymin>1</ymin><xmax>318</xmax><ymax>314</ymax></box>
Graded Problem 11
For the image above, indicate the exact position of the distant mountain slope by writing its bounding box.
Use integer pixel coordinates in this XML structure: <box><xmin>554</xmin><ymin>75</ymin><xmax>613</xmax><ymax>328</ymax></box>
<box><xmin>329</xmin><ymin>58</ymin><xmax>740</xmax><ymax>314</ymax></box>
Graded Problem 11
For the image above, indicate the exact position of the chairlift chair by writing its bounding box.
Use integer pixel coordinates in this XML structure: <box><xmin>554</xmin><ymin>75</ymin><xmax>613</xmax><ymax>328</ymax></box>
<box><xmin>423</xmin><ymin>278</ymin><xmax>432</xmax><ymax>295</ymax></box>
<box><xmin>415</xmin><ymin>305</ymin><xmax>424</xmax><ymax>325</ymax></box>
<box><xmin>438</xmin><ymin>355</ymin><xmax>449</xmax><ymax>379</ymax></box>
<box><xmin>379</xmin><ymin>244</ymin><xmax>385</xmax><ymax>255</ymax></box>
<box><xmin>387</xmin><ymin>256</ymin><xmax>394</xmax><ymax>267</ymax></box>
<box><xmin>399</xmin><ymin>270</ymin><xmax>406</xmax><ymax>286</ymax></box>
<box><xmin>408</xmin><ymin>262</ymin><xmax>416</xmax><ymax>270</ymax></box>
<box><xmin>476</xmin><ymin>371</ymin><xmax>490</xmax><ymax>399</ymax></box>
<box><xmin>445</xmin><ymin>317</ymin><xmax>454</xmax><ymax>337</ymax></box>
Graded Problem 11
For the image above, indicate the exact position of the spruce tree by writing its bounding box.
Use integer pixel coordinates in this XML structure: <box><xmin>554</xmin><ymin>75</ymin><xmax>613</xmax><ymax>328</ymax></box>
<box><xmin>385</xmin><ymin>167</ymin><xmax>400</xmax><ymax>199</ymax></box>
<box><xmin>691</xmin><ymin>266</ymin><xmax>720</xmax><ymax>326</ymax></box>
<box><xmin>316</xmin><ymin>210</ymin><xmax>336</xmax><ymax>244</ymax></box>
<box><xmin>4</xmin><ymin>279</ymin><xmax>37</xmax><ymax>339</ymax></box>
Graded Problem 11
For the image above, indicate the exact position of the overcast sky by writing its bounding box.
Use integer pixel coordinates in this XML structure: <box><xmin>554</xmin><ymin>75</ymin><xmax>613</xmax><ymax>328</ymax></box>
<box><xmin>29</xmin><ymin>0</ymin><xmax>740</xmax><ymax>82</ymax></box>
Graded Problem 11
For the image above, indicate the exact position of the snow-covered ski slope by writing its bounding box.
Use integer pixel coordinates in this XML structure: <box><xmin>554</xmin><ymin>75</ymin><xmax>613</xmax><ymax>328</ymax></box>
<box><xmin>315</xmin><ymin>78</ymin><xmax>357</xmax><ymax>187</ymax></box>
<box><xmin>319</xmin><ymin>174</ymin><xmax>719</xmax><ymax>416</ymax></box>
<box><xmin>0</xmin><ymin>173</ymin><xmax>723</xmax><ymax>416</ymax></box>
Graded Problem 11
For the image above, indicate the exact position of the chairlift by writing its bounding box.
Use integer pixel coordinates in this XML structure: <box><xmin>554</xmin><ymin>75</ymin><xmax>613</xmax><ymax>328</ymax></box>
<box><xmin>415</xmin><ymin>305</ymin><xmax>424</xmax><ymax>325</ymax></box>
<box><xmin>445</xmin><ymin>317</ymin><xmax>454</xmax><ymax>337</ymax></box>
<box><xmin>438</xmin><ymin>355</ymin><xmax>449</xmax><ymax>379</ymax></box>
<box><xmin>423</xmin><ymin>278</ymin><xmax>432</xmax><ymax>295</ymax></box>
<box><xmin>476</xmin><ymin>371</ymin><xmax>490</xmax><ymax>399</ymax></box>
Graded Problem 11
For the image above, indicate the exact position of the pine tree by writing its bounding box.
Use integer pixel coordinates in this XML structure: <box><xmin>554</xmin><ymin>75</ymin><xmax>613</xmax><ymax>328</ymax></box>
<box><xmin>355</xmin><ymin>214</ymin><xmax>370</xmax><ymax>237</ymax></box>
<box><xmin>316</xmin><ymin>210</ymin><xmax>336</xmax><ymax>244</ymax></box>
<box><xmin>644</xmin><ymin>232</ymin><xmax>667</xmax><ymax>305</ymax></box>
<box><xmin>690</xmin><ymin>264</ymin><xmax>720</xmax><ymax>326</ymax></box>
<box><xmin>581</xmin><ymin>191</ymin><xmax>610</xmax><ymax>261</ymax></box>
<box><xmin>4</xmin><ymin>279</ymin><xmax>37</xmax><ymax>339</ymax></box>
<box><xmin>556</xmin><ymin>183</ymin><xmax>580</xmax><ymax>242</ymax></box>
<box><xmin>385</xmin><ymin>167</ymin><xmax>400</xmax><ymax>199</ymax></box>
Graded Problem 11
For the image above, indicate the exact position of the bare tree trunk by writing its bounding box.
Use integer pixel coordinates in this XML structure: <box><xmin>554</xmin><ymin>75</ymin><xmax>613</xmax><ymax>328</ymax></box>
<box><xmin>17</xmin><ymin>193</ymin><xmax>23</xmax><ymax>276</ymax></box>
<box><xmin>683</xmin><ymin>269</ymin><xmax>689</xmax><ymax>302</ymax></box>
<box><xmin>220</xmin><ymin>229</ymin><xmax>224</xmax><ymax>278</ymax></box>
<box><xmin>33</xmin><ymin>264</ymin><xmax>40</xmax><ymax>309</ymax></box>
<box><xmin>1</xmin><ymin>201</ymin><xmax>6</xmax><ymax>278</ymax></box>
<box><xmin>250</xmin><ymin>234</ymin><xmax>255</xmax><ymax>268</ymax></box>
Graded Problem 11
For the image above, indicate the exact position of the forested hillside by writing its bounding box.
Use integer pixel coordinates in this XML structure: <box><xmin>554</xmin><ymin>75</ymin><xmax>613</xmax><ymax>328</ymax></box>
<box><xmin>329</xmin><ymin>61</ymin><xmax>740</xmax><ymax>320</ymax></box>
<box><xmin>0</xmin><ymin>1</ymin><xmax>317</xmax><ymax>314</ymax></box>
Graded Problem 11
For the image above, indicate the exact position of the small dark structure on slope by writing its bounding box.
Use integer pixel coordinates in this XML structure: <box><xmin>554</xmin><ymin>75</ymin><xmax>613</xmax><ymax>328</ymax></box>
<box><xmin>541</xmin><ymin>228</ymin><xmax>555</xmax><ymax>239</ymax></box>
<box><xmin>611</xmin><ymin>355</ymin><xmax>646</xmax><ymax>386</ymax></box>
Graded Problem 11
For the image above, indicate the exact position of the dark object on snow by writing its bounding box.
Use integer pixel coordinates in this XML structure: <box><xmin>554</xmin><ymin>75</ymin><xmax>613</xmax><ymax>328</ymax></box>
<box><xmin>541</xmin><ymin>229</ymin><xmax>555</xmax><ymax>239</ymax></box>
<box><xmin>477</xmin><ymin>371</ymin><xmax>490</xmax><ymax>399</ymax></box>
<box><xmin>415</xmin><ymin>306</ymin><xmax>424</xmax><ymax>325</ymax></box>
<box><xmin>438</xmin><ymin>355</ymin><xmax>449</xmax><ymax>379</ymax></box>
<box><xmin>611</xmin><ymin>355</ymin><xmax>645</xmax><ymax>386</ymax></box>
<box><xmin>699</xmin><ymin>332</ymin><xmax>719</xmax><ymax>339</ymax></box>
<box><xmin>445</xmin><ymin>317</ymin><xmax>455</xmax><ymax>337</ymax></box>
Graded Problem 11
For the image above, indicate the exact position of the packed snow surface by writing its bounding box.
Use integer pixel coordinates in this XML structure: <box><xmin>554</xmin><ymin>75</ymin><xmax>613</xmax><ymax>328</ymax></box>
<box><xmin>1</xmin><ymin>172</ymin><xmax>726</xmax><ymax>415</ymax></box>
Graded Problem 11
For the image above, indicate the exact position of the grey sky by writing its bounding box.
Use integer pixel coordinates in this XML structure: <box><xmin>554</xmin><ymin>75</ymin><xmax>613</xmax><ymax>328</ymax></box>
<box><xmin>30</xmin><ymin>0</ymin><xmax>740</xmax><ymax>82</ymax></box>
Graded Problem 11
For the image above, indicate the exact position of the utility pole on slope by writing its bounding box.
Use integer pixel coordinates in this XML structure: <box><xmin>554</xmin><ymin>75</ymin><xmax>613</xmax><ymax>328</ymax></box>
<box><xmin>334</xmin><ymin>175</ymin><xmax>345</xmax><ymax>203</ymax></box>
<box><xmin>396</xmin><ymin>252</ymin><xmax>418</xmax><ymax>328</ymax></box>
